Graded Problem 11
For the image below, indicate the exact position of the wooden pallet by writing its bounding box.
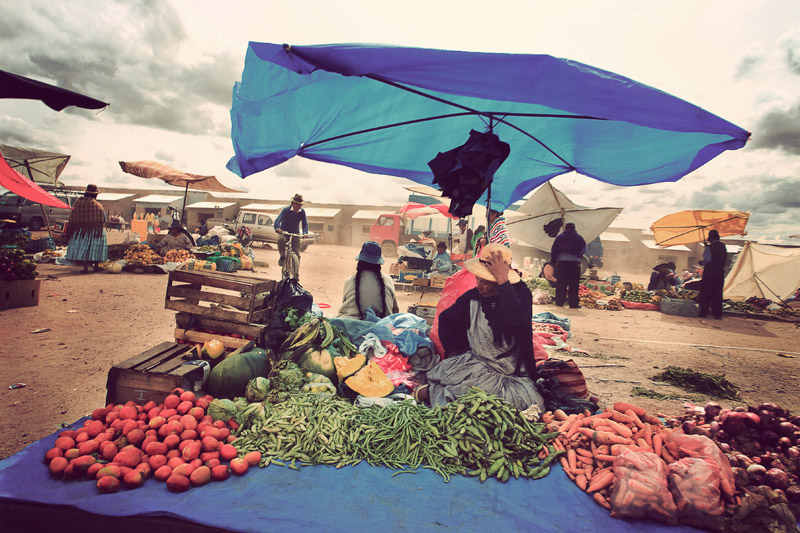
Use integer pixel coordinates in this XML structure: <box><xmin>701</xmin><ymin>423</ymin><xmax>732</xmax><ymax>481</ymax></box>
<box><xmin>165</xmin><ymin>270</ymin><xmax>278</xmax><ymax>324</ymax></box>
<box><xmin>105</xmin><ymin>342</ymin><xmax>203</xmax><ymax>405</ymax></box>
<box><xmin>174</xmin><ymin>312</ymin><xmax>267</xmax><ymax>349</ymax></box>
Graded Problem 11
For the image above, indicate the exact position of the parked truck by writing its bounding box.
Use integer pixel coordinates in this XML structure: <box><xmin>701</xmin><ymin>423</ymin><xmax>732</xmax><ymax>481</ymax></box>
<box><xmin>368</xmin><ymin>213</ymin><xmax>453</xmax><ymax>257</ymax></box>
<box><xmin>207</xmin><ymin>208</ymin><xmax>316</xmax><ymax>250</ymax></box>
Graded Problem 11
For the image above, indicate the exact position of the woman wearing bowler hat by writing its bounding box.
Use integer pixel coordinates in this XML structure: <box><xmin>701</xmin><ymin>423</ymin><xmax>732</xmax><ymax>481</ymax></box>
<box><xmin>336</xmin><ymin>241</ymin><xmax>399</xmax><ymax>320</ymax></box>
<box><xmin>65</xmin><ymin>184</ymin><xmax>108</xmax><ymax>273</ymax></box>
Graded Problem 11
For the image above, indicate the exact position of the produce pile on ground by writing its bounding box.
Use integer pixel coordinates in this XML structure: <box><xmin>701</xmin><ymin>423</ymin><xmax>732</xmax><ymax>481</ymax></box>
<box><xmin>0</xmin><ymin>247</ymin><xmax>38</xmax><ymax>280</ymax></box>
<box><xmin>42</xmin><ymin>390</ymin><xmax>258</xmax><ymax>494</ymax></box>
<box><xmin>621</xmin><ymin>289</ymin><xmax>658</xmax><ymax>304</ymax></box>
<box><xmin>578</xmin><ymin>287</ymin><xmax>623</xmax><ymax>311</ymax></box>
<box><xmin>228</xmin><ymin>386</ymin><xmax>560</xmax><ymax>482</ymax></box>
<box><xmin>163</xmin><ymin>249</ymin><xmax>195</xmax><ymax>263</ymax></box>
<box><xmin>123</xmin><ymin>243</ymin><xmax>164</xmax><ymax>265</ymax></box>
<box><xmin>671</xmin><ymin>401</ymin><xmax>800</xmax><ymax>529</ymax></box>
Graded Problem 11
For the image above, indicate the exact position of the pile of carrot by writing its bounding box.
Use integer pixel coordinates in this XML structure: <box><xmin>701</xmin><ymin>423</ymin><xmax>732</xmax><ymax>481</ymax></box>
<box><xmin>541</xmin><ymin>401</ymin><xmax>674</xmax><ymax>510</ymax></box>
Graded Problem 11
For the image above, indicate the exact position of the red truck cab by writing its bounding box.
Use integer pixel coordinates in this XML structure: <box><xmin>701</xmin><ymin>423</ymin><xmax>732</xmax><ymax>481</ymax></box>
<box><xmin>369</xmin><ymin>214</ymin><xmax>408</xmax><ymax>257</ymax></box>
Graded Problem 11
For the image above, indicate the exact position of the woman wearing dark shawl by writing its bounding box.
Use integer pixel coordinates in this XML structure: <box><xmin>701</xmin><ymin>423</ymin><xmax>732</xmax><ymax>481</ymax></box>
<box><xmin>65</xmin><ymin>184</ymin><xmax>108</xmax><ymax>272</ymax></box>
<box><xmin>416</xmin><ymin>244</ymin><xmax>543</xmax><ymax>411</ymax></box>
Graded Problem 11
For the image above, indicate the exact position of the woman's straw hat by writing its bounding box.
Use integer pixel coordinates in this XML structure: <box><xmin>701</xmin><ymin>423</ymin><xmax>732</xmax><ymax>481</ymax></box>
<box><xmin>465</xmin><ymin>243</ymin><xmax>520</xmax><ymax>284</ymax></box>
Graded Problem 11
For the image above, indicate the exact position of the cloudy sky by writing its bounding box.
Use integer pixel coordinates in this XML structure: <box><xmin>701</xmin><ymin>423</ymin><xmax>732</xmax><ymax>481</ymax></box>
<box><xmin>2</xmin><ymin>0</ymin><xmax>799</xmax><ymax>242</ymax></box>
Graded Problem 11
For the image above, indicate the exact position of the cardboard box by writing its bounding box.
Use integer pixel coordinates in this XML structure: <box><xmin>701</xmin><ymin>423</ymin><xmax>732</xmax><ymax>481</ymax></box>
<box><xmin>430</xmin><ymin>276</ymin><xmax>447</xmax><ymax>288</ymax></box>
<box><xmin>0</xmin><ymin>279</ymin><xmax>41</xmax><ymax>309</ymax></box>
<box><xmin>584</xmin><ymin>280</ymin><xmax>614</xmax><ymax>294</ymax></box>
<box><xmin>412</xmin><ymin>277</ymin><xmax>430</xmax><ymax>287</ymax></box>
<box><xmin>389</xmin><ymin>262</ymin><xmax>402</xmax><ymax>276</ymax></box>
<box><xmin>398</xmin><ymin>270</ymin><xmax>425</xmax><ymax>283</ymax></box>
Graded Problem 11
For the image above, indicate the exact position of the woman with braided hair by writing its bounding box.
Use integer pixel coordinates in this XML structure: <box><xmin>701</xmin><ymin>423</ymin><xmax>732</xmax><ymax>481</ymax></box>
<box><xmin>336</xmin><ymin>241</ymin><xmax>399</xmax><ymax>320</ymax></box>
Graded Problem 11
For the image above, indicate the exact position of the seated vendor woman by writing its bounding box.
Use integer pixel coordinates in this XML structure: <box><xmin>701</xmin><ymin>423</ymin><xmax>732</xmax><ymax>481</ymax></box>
<box><xmin>336</xmin><ymin>241</ymin><xmax>400</xmax><ymax>320</ymax></box>
<box><xmin>540</xmin><ymin>261</ymin><xmax>557</xmax><ymax>288</ymax></box>
<box><xmin>415</xmin><ymin>244</ymin><xmax>544</xmax><ymax>412</ymax></box>
<box><xmin>156</xmin><ymin>220</ymin><xmax>194</xmax><ymax>254</ymax></box>
<box><xmin>429</xmin><ymin>241</ymin><xmax>456</xmax><ymax>277</ymax></box>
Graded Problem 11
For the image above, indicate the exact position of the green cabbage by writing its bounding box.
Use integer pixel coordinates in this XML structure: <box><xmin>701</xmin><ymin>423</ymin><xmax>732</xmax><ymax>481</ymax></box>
<box><xmin>246</xmin><ymin>377</ymin><xmax>271</xmax><ymax>403</ymax></box>
<box><xmin>207</xmin><ymin>398</ymin><xmax>238</xmax><ymax>422</ymax></box>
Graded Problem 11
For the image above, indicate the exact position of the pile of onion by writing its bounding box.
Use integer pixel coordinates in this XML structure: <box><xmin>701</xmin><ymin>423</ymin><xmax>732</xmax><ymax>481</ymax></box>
<box><xmin>669</xmin><ymin>401</ymin><xmax>800</xmax><ymax>516</ymax></box>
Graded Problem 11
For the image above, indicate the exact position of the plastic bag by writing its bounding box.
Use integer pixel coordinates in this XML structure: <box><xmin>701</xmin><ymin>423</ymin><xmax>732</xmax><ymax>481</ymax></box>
<box><xmin>264</xmin><ymin>279</ymin><xmax>314</xmax><ymax>350</ymax></box>
<box><xmin>660</xmin><ymin>298</ymin><xmax>700</xmax><ymax>317</ymax></box>
<box><xmin>430</xmin><ymin>268</ymin><xmax>477</xmax><ymax>359</ymax></box>
<box><xmin>664</xmin><ymin>433</ymin><xmax>735</xmax><ymax>500</ymax></box>
<box><xmin>667</xmin><ymin>457</ymin><xmax>726</xmax><ymax>530</ymax></box>
<box><xmin>610</xmin><ymin>448</ymin><xmax>678</xmax><ymax>525</ymax></box>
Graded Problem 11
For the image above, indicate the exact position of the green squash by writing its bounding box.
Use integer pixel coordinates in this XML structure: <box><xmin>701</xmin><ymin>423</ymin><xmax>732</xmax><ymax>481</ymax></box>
<box><xmin>207</xmin><ymin>348</ymin><xmax>270</xmax><ymax>399</ymax></box>
<box><xmin>297</xmin><ymin>347</ymin><xmax>337</xmax><ymax>384</ymax></box>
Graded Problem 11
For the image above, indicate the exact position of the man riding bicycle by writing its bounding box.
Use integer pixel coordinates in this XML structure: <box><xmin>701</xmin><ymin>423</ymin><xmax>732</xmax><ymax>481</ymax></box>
<box><xmin>274</xmin><ymin>193</ymin><xmax>309</xmax><ymax>267</ymax></box>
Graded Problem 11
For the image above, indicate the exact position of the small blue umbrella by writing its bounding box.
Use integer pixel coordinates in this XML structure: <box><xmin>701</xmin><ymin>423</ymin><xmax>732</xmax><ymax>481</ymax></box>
<box><xmin>227</xmin><ymin>42</ymin><xmax>749</xmax><ymax>214</ymax></box>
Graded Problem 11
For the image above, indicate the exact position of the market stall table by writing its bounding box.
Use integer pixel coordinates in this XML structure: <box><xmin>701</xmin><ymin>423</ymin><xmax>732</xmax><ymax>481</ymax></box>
<box><xmin>0</xmin><ymin>418</ymin><xmax>700</xmax><ymax>533</ymax></box>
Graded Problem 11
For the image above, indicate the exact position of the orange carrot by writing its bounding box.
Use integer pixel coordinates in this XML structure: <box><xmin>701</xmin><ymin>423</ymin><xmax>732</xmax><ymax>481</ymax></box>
<box><xmin>577</xmin><ymin>427</ymin><xmax>595</xmax><ymax>439</ymax></box>
<box><xmin>593</xmin><ymin>411</ymin><xmax>614</xmax><ymax>419</ymax></box>
<box><xmin>613</xmin><ymin>401</ymin><xmax>646</xmax><ymax>417</ymax></box>
<box><xmin>576</xmin><ymin>455</ymin><xmax>593</xmax><ymax>465</ymax></box>
<box><xmin>552</xmin><ymin>439</ymin><xmax>565</xmax><ymax>452</ymax></box>
<box><xmin>642</xmin><ymin>423</ymin><xmax>653</xmax><ymax>448</ymax></box>
<box><xmin>636</xmin><ymin>437</ymin><xmax>652</xmax><ymax>452</ymax></box>
<box><xmin>560</xmin><ymin>457</ymin><xmax>576</xmax><ymax>480</ymax></box>
<box><xmin>606</xmin><ymin>420</ymin><xmax>633</xmax><ymax>439</ymax></box>
<box><xmin>593</xmin><ymin>493</ymin><xmax>611</xmax><ymax>510</ymax></box>
<box><xmin>631</xmin><ymin>428</ymin><xmax>645</xmax><ymax>441</ymax></box>
<box><xmin>624</xmin><ymin>409</ymin><xmax>645</xmax><ymax>429</ymax></box>
<box><xmin>576</xmin><ymin>473</ymin><xmax>588</xmax><ymax>491</ymax></box>
<box><xmin>597</xmin><ymin>444</ymin><xmax>610</xmax><ymax>455</ymax></box>
<box><xmin>653</xmin><ymin>434</ymin><xmax>663</xmax><ymax>457</ymax></box>
<box><xmin>593</xmin><ymin>431</ymin><xmax>632</xmax><ymax>446</ymax></box>
<box><xmin>610</xmin><ymin>411</ymin><xmax>635</xmax><ymax>424</ymax></box>
<box><xmin>559</xmin><ymin>414</ymin><xmax>578</xmax><ymax>435</ymax></box>
<box><xmin>576</xmin><ymin>448</ymin><xmax>593</xmax><ymax>459</ymax></box>
<box><xmin>610</xmin><ymin>444</ymin><xmax>624</xmax><ymax>456</ymax></box>
<box><xmin>587</xmin><ymin>469</ymin><xmax>615</xmax><ymax>493</ymax></box>
<box><xmin>567</xmin><ymin>448</ymin><xmax>577</xmax><ymax>472</ymax></box>
<box><xmin>642</xmin><ymin>413</ymin><xmax>664</xmax><ymax>427</ymax></box>
<box><xmin>595</xmin><ymin>453</ymin><xmax>616</xmax><ymax>463</ymax></box>
<box><xmin>590</xmin><ymin>440</ymin><xmax>598</xmax><ymax>457</ymax></box>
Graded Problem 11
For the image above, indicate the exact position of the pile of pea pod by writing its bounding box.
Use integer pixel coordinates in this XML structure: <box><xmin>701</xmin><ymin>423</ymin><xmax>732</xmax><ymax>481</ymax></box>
<box><xmin>232</xmin><ymin>387</ymin><xmax>562</xmax><ymax>482</ymax></box>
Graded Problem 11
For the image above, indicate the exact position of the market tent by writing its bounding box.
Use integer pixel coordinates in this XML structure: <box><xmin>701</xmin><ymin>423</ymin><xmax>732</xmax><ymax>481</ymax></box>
<box><xmin>0</xmin><ymin>145</ymin><xmax>71</xmax><ymax>185</ymax></box>
<box><xmin>651</xmin><ymin>209</ymin><xmax>749</xmax><ymax>247</ymax></box>
<box><xmin>0</xmin><ymin>152</ymin><xmax>70</xmax><ymax>209</ymax></box>
<box><xmin>228</xmin><ymin>42</ymin><xmax>749</xmax><ymax>213</ymax></box>
<box><xmin>0</xmin><ymin>69</ymin><xmax>108</xmax><ymax>112</ymax></box>
<box><xmin>506</xmin><ymin>182</ymin><xmax>621</xmax><ymax>252</ymax></box>
<box><xmin>119</xmin><ymin>160</ymin><xmax>244</xmax><ymax>222</ymax></box>
<box><xmin>723</xmin><ymin>242</ymin><xmax>800</xmax><ymax>302</ymax></box>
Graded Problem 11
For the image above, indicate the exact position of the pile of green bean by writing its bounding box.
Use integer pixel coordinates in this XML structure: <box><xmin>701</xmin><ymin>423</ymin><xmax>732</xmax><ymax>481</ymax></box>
<box><xmin>232</xmin><ymin>387</ymin><xmax>562</xmax><ymax>483</ymax></box>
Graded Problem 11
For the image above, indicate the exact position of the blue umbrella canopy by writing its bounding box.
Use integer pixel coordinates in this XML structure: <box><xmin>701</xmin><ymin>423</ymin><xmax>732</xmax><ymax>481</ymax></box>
<box><xmin>227</xmin><ymin>42</ymin><xmax>749</xmax><ymax>212</ymax></box>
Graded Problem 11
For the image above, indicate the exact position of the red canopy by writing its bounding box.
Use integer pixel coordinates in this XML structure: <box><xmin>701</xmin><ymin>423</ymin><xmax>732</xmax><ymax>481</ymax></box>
<box><xmin>400</xmin><ymin>202</ymin><xmax>457</xmax><ymax>220</ymax></box>
<box><xmin>0</xmin><ymin>152</ymin><xmax>71</xmax><ymax>208</ymax></box>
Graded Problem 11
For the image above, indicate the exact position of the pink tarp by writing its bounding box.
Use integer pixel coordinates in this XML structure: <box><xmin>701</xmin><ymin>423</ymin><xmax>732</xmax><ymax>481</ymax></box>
<box><xmin>0</xmin><ymin>152</ymin><xmax>70</xmax><ymax>209</ymax></box>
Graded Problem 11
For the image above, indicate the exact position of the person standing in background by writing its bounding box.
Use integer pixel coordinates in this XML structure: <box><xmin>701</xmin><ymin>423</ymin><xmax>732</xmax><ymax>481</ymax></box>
<box><xmin>550</xmin><ymin>222</ymin><xmax>586</xmax><ymax>308</ymax></box>
<box><xmin>485</xmin><ymin>209</ymin><xmax>510</xmax><ymax>248</ymax></box>
<box><xmin>65</xmin><ymin>184</ymin><xmax>108</xmax><ymax>273</ymax></box>
<box><xmin>452</xmin><ymin>219</ymin><xmax>472</xmax><ymax>256</ymax></box>
<box><xmin>698</xmin><ymin>229</ymin><xmax>727</xmax><ymax>320</ymax></box>
<box><xmin>471</xmin><ymin>224</ymin><xmax>485</xmax><ymax>255</ymax></box>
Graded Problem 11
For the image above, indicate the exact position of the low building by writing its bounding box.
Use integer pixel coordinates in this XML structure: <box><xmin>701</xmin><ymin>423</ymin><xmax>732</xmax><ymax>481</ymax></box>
<box><xmin>350</xmin><ymin>209</ymin><xmax>387</xmax><ymax>247</ymax></box>
<box><xmin>303</xmin><ymin>207</ymin><xmax>343</xmax><ymax>245</ymax></box>
<box><xmin>133</xmin><ymin>195</ymin><xmax>184</xmax><ymax>227</ymax></box>
<box><xmin>96</xmin><ymin>192</ymin><xmax>135</xmax><ymax>220</ymax></box>
<box><xmin>185</xmin><ymin>201</ymin><xmax>238</xmax><ymax>229</ymax></box>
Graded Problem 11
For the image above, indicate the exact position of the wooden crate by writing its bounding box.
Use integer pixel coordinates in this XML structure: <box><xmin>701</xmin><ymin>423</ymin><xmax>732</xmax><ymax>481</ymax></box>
<box><xmin>430</xmin><ymin>276</ymin><xmax>447</xmax><ymax>288</ymax></box>
<box><xmin>105</xmin><ymin>342</ymin><xmax>203</xmax><ymax>405</ymax></box>
<box><xmin>165</xmin><ymin>270</ymin><xmax>278</xmax><ymax>325</ymax></box>
<box><xmin>174</xmin><ymin>312</ymin><xmax>267</xmax><ymax>350</ymax></box>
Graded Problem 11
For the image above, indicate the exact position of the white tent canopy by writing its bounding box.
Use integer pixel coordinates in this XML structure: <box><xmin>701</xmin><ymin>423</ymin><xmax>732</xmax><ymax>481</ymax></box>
<box><xmin>505</xmin><ymin>182</ymin><xmax>622</xmax><ymax>252</ymax></box>
<box><xmin>723</xmin><ymin>242</ymin><xmax>800</xmax><ymax>301</ymax></box>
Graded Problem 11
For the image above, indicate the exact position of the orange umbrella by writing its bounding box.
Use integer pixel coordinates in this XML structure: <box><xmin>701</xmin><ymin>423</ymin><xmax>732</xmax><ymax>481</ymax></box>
<box><xmin>651</xmin><ymin>209</ymin><xmax>749</xmax><ymax>247</ymax></box>
<box><xmin>119</xmin><ymin>160</ymin><xmax>243</xmax><ymax>222</ymax></box>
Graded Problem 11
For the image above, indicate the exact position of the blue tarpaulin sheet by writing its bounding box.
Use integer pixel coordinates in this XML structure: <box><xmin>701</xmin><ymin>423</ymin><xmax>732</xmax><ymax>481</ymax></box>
<box><xmin>0</xmin><ymin>417</ymin><xmax>701</xmax><ymax>532</ymax></box>
<box><xmin>228</xmin><ymin>42</ymin><xmax>749</xmax><ymax>211</ymax></box>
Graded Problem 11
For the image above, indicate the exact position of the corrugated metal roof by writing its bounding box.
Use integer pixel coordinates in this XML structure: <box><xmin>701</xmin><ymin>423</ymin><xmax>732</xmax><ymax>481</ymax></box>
<box><xmin>133</xmin><ymin>195</ymin><xmax>183</xmax><ymax>204</ymax></box>
<box><xmin>352</xmin><ymin>209</ymin><xmax>388</xmax><ymax>220</ymax></box>
<box><xmin>97</xmin><ymin>193</ymin><xmax>135</xmax><ymax>201</ymax></box>
<box><xmin>600</xmin><ymin>231</ymin><xmax>630</xmax><ymax>242</ymax></box>
<box><xmin>186</xmin><ymin>201</ymin><xmax>237</xmax><ymax>209</ymax></box>
<box><xmin>240</xmin><ymin>203</ymin><xmax>285</xmax><ymax>212</ymax></box>
<box><xmin>641</xmin><ymin>239</ymin><xmax>691</xmax><ymax>252</ymax></box>
<box><xmin>304</xmin><ymin>208</ymin><xmax>341</xmax><ymax>218</ymax></box>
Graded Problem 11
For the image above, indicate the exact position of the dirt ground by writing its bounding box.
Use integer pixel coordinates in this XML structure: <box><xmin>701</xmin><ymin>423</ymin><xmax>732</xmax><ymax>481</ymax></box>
<box><xmin>1</xmin><ymin>242</ymin><xmax>799</xmax><ymax>461</ymax></box>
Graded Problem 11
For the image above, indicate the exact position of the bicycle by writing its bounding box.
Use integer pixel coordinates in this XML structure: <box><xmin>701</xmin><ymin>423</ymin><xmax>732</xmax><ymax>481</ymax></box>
<box><xmin>278</xmin><ymin>231</ymin><xmax>312</xmax><ymax>280</ymax></box>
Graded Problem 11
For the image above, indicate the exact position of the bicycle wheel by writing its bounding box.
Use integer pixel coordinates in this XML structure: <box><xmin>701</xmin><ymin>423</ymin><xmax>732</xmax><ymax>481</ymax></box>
<box><xmin>283</xmin><ymin>252</ymin><xmax>299</xmax><ymax>280</ymax></box>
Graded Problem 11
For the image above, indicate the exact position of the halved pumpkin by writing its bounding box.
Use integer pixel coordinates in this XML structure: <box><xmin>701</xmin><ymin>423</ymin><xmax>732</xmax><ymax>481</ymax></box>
<box><xmin>334</xmin><ymin>353</ymin><xmax>366</xmax><ymax>381</ymax></box>
<box><xmin>344</xmin><ymin>361</ymin><xmax>394</xmax><ymax>398</ymax></box>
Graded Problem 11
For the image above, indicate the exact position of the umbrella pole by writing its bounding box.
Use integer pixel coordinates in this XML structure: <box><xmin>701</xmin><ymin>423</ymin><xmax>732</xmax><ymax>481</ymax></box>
<box><xmin>180</xmin><ymin>183</ymin><xmax>188</xmax><ymax>226</ymax></box>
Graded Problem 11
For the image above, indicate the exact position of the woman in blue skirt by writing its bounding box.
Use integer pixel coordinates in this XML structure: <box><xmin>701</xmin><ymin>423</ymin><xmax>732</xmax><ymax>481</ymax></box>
<box><xmin>65</xmin><ymin>184</ymin><xmax>108</xmax><ymax>273</ymax></box>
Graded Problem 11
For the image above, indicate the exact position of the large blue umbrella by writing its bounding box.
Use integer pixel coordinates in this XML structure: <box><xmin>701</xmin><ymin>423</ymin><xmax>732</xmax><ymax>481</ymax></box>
<box><xmin>227</xmin><ymin>42</ymin><xmax>749</xmax><ymax>212</ymax></box>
